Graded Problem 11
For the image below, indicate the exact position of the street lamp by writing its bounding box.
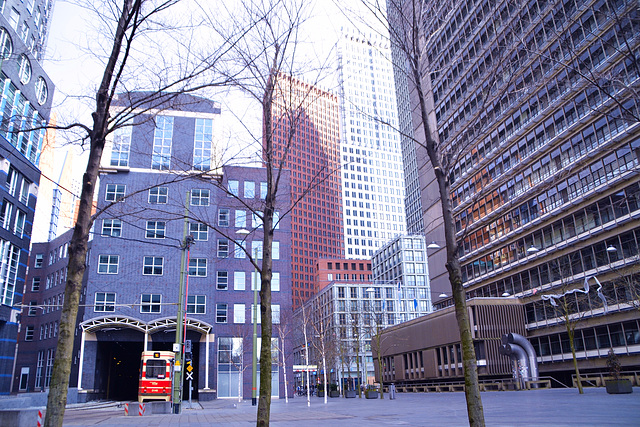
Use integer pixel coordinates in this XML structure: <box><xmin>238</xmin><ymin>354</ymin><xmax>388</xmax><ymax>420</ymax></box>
<box><xmin>427</xmin><ymin>241</ymin><xmax>441</xmax><ymax>250</ymax></box>
<box><xmin>236</xmin><ymin>229</ymin><xmax>258</xmax><ymax>406</ymax></box>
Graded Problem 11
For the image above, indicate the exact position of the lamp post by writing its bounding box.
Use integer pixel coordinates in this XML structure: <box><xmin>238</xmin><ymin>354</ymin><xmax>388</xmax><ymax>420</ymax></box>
<box><xmin>237</xmin><ymin>229</ymin><xmax>258</xmax><ymax>406</ymax></box>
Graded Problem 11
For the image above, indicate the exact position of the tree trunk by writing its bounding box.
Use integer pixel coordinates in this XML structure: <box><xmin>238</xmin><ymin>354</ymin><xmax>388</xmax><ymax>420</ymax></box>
<box><xmin>568</xmin><ymin>326</ymin><xmax>584</xmax><ymax>394</ymax></box>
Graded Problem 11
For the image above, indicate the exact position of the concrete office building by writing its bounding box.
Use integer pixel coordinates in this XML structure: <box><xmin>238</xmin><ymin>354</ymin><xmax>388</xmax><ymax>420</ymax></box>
<box><xmin>337</xmin><ymin>29</ymin><xmax>407</xmax><ymax>259</ymax></box>
<box><xmin>0</xmin><ymin>0</ymin><xmax>55</xmax><ymax>393</ymax></box>
<box><xmin>387</xmin><ymin>0</ymin><xmax>640</xmax><ymax>385</ymax></box>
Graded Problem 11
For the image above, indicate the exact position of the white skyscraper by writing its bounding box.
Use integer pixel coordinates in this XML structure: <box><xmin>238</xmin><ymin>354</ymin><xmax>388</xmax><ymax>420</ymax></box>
<box><xmin>337</xmin><ymin>29</ymin><xmax>406</xmax><ymax>259</ymax></box>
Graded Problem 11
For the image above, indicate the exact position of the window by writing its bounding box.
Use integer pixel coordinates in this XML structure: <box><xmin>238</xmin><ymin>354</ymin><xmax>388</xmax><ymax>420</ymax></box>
<box><xmin>193</xmin><ymin>118</ymin><xmax>213</xmax><ymax>170</ymax></box>
<box><xmin>34</xmin><ymin>254</ymin><xmax>43</xmax><ymax>268</ymax></box>
<box><xmin>272</xmin><ymin>241</ymin><xmax>280</xmax><ymax>260</ymax></box>
<box><xmin>191</xmin><ymin>189</ymin><xmax>210</xmax><ymax>206</ymax></box>
<box><xmin>141</xmin><ymin>294</ymin><xmax>162</xmax><ymax>313</ymax></box>
<box><xmin>272</xmin><ymin>272</ymin><xmax>280</xmax><ymax>292</ymax></box>
<box><xmin>234</xmin><ymin>242</ymin><xmax>246</xmax><ymax>258</ymax></box>
<box><xmin>145</xmin><ymin>221</ymin><xmax>166</xmax><ymax>239</ymax></box>
<box><xmin>94</xmin><ymin>292</ymin><xmax>116</xmax><ymax>312</ymax></box>
<box><xmin>152</xmin><ymin>115</ymin><xmax>173</xmax><ymax>170</ymax></box>
<box><xmin>216</xmin><ymin>270</ymin><xmax>229</xmax><ymax>290</ymax></box>
<box><xmin>228</xmin><ymin>180</ymin><xmax>239</xmax><ymax>196</ymax></box>
<box><xmin>9</xmin><ymin>8</ymin><xmax>19</xmax><ymax>30</ymax></box>
<box><xmin>234</xmin><ymin>271</ymin><xmax>245</xmax><ymax>290</ymax></box>
<box><xmin>188</xmin><ymin>258</ymin><xmax>207</xmax><ymax>277</ymax></box>
<box><xmin>190</xmin><ymin>222</ymin><xmax>208</xmax><ymax>241</ymax></box>
<box><xmin>251</xmin><ymin>241</ymin><xmax>263</xmax><ymax>259</ymax></box>
<box><xmin>102</xmin><ymin>219</ymin><xmax>122</xmax><ymax>237</ymax></box>
<box><xmin>25</xmin><ymin>325</ymin><xmax>34</xmax><ymax>341</ymax></box>
<box><xmin>234</xmin><ymin>303</ymin><xmax>245</xmax><ymax>323</ymax></box>
<box><xmin>187</xmin><ymin>295</ymin><xmax>206</xmax><ymax>314</ymax></box>
<box><xmin>149</xmin><ymin>187</ymin><xmax>168</xmax><ymax>204</ymax></box>
<box><xmin>35</xmin><ymin>76</ymin><xmax>47</xmax><ymax>105</ymax></box>
<box><xmin>217</xmin><ymin>239</ymin><xmax>229</xmax><ymax>258</ymax></box>
<box><xmin>0</xmin><ymin>28</ymin><xmax>13</xmax><ymax>61</ymax></box>
<box><xmin>31</xmin><ymin>277</ymin><xmax>40</xmax><ymax>291</ymax></box>
<box><xmin>272</xmin><ymin>305</ymin><xmax>280</xmax><ymax>324</ymax></box>
<box><xmin>17</xmin><ymin>54</ymin><xmax>31</xmax><ymax>84</ymax></box>
<box><xmin>143</xmin><ymin>256</ymin><xmax>163</xmax><ymax>275</ymax></box>
<box><xmin>28</xmin><ymin>301</ymin><xmax>37</xmax><ymax>316</ymax></box>
<box><xmin>98</xmin><ymin>255</ymin><xmax>119</xmax><ymax>274</ymax></box>
<box><xmin>218</xmin><ymin>208</ymin><xmax>230</xmax><ymax>227</ymax></box>
<box><xmin>216</xmin><ymin>303</ymin><xmax>228</xmax><ymax>323</ymax></box>
<box><xmin>110</xmin><ymin>121</ymin><xmax>132</xmax><ymax>167</ymax></box>
<box><xmin>244</xmin><ymin>181</ymin><xmax>255</xmax><ymax>198</ymax></box>
<box><xmin>14</xmin><ymin>210</ymin><xmax>25</xmax><ymax>236</ymax></box>
<box><xmin>19</xmin><ymin>21</ymin><xmax>28</xmax><ymax>43</ymax></box>
<box><xmin>260</xmin><ymin>182</ymin><xmax>267</xmax><ymax>199</ymax></box>
<box><xmin>104</xmin><ymin>184</ymin><xmax>125</xmax><ymax>202</ymax></box>
<box><xmin>235</xmin><ymin>210</ymin><xmax>246</xmax><ymax>228</ymax></box>
<box><xmin>252</xmin><ymin>212</ymin><xmax>263</xmax><ymax>228</ymax></box>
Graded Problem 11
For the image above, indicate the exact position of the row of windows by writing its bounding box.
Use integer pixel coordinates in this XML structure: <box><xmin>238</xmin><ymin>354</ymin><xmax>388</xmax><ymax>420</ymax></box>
<box><xmin>94</xmin><ymin>291</ymin><xmax>281</xmax><ymax>323</ymax></box>
<box><xmin>461</xmin><ymin>184</ymin><xmax>640</xmax><ymax>282</ymax></box>
<box><xmin>463</xmin><ymin>226</ymin><xmax>640</xmax><ymax>300</ymax></box>
<box><xmin>531</xmin><ymin>320</ymin><xmax>640</xmax><ymax>358</ymax></box>
<box><xmin>24</xmin><ymin>321</ymin><xmax>58</xmax><ymax>342</ymax></box>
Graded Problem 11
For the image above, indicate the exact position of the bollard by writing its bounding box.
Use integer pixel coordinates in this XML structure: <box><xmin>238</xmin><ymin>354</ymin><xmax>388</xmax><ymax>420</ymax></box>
<box><xmin>37</xmin><ymin>410</ymin><xmax>43</xmax><ymax>427</ymax></box>
<box><xmin>124</xmin><ymin>403</ymin><xmax>129</xmax><ymax>416</ymax></box>
<box><xmin>138</xmin><ymin>403</ymin><xmax>145</xmax><ymax>416</ymax></box>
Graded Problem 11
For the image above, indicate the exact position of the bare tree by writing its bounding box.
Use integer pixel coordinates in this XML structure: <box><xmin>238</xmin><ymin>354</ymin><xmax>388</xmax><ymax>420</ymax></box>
<box><xmin>274</xmin><ymin>308</ymin><xmax>295</xmax><ymax>403</ymax></box>
<box><xmin>43</xmin><ymin>1</ymin><xmax>246</xmax><ymax>425</ymax></box>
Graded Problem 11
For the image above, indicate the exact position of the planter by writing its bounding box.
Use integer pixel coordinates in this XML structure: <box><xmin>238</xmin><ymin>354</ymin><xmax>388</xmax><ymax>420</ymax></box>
<box><xmin>605</xmin><ymin>379</ymin><xmax>633</xmax><ymax>394</ymax></box>
<box><xmin>329</xmin><ymin>390</ymin><xmax>340</xmax><ymax>398</ymax></box>
<box><xmin>344</xmin><ymin>390</ymin><xmax>357</xmax><ymax>398</ymax></box>
<box><xmin>317</xmin><ymin>391</ymin><xmax>325</xmax><ymax>397</ymax></box>
<box><xmin>365</xmin><ymin>390</ymin><xmax>379</xmax><ymax>399</ymax></box>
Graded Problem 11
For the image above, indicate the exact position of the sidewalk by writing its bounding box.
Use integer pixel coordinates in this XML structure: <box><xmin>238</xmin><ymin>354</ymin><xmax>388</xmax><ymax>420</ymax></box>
<box><xmin>61</xmin><ymin>388</ymin><xmax>640</xmax><ymax>426</ymax></box>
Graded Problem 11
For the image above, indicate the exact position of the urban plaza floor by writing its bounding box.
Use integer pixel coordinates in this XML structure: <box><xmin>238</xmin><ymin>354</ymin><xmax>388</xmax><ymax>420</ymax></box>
<box><xmin>59</xmin><ymin>387</ymin><xmax>639</xmax><ymax>426</ymax></box>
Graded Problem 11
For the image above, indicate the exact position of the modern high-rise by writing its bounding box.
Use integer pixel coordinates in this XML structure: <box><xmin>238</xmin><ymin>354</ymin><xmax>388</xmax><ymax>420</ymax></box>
<box><xmin>389</xmin><ymin>0</ymin><xmax>640</xmax><ymax>384</ymax></box>
<box><xmin>337</xmin><ymin>29</ymin><xmax>406</xmax><ymax>258</ymax></box>
<box><xmin>269</xmin><ymin>74</ymin><xmax>343</xmax><ymax>310</ymax></box>
<box><xmin>0</xmin><ymin>0</ymin><xmax>55</xmax><ymax>393</ymax></box>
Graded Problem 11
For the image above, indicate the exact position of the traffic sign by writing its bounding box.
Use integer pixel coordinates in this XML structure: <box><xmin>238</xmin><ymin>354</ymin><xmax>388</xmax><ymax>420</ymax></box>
<box><xmin>185</xmin><ymin>340</ymin><xmax>192</xmax><ymax>353</ymax></box>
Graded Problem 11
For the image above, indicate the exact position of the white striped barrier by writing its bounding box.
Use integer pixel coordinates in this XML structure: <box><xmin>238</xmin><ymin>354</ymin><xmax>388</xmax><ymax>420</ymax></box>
<box><xmin>37</xmin><ymin>410</ymin><xmax>43</xmax><ymax>427</ymax></box>
<box><xmin>124</xmin><ymin>403</ymin><xmax>129</xmax><ymax>416</ymax></box>
<box><xmin>138</xmin><ymin>402</ymin><xmax>145</xmax><ymax>416</ymax></box>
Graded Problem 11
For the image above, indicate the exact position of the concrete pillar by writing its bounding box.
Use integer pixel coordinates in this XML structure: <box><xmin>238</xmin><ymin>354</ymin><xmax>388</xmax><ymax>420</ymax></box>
<box><xmin>77</xmin><ymin>329</ymin><xmax>86</xmax><ymax>390</ymax></box>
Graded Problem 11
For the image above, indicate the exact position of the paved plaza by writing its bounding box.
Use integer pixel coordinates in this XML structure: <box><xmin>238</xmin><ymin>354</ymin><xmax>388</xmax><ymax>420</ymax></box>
<box><xmin>58</xmin><ymin>387</ymin><xmax>639</xmax><ymax>426</ymax></box>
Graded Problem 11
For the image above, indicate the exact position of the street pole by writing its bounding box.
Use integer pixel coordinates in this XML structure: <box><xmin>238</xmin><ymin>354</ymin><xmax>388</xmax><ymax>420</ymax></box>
<box><xmin>252</xmin><ymin>247</ymin><xmax>258</xmax><ymax>406</ymax></box>
<box><xmin>173</xmin><ymin>191</ymin><xmax>192</xmax><ymax>414</ymax></box>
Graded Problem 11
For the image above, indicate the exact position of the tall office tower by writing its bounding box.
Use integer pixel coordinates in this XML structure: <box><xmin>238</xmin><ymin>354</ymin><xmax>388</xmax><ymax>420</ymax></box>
<box><xmin>270</xmin><ymin>74</ymin><xmax>343</xmax><ymax>309</ymax></box>
<box><xmin>390</xmin><ymin>0</ymin><xmax>640</xmax><ymax>381</ymax></box>
<box><xmin>337</xmin><ymin>29</ymin><xmax>406</xmax><ymax>259</ymax></box>
<box><xmin>0</xmin><ymin>0</ymin><xmax>55</xmax><ymax>392</ymax></box>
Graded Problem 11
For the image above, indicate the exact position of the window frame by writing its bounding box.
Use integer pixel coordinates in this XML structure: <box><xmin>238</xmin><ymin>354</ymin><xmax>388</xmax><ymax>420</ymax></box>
<box><xmin>97</xmin><ymin>255</ymin><xmax>119</xmax><ymax>274</ymax></box>
<box><xmin>104</xmin><ymin>184</ymin><xmax>126</xmax><ymax>202</ymax></box>
<box><xmin>140</xmin><ymin>293</ymin><xmax>162</xmax><ymax>313</ymax></box>
<box><xmin>148</xmin><ymin>187</ymin><xmax>168</xmax><ymax>204</ymax></box>
<box><xmin>142</xmin><ymin>256</ymin><xmax>164</xmax><ymax>276</ymax></box>
<box><xmin>94</xmin><ymin>292</ymin><xmax>116</xmax><ymax>312</ymax></box>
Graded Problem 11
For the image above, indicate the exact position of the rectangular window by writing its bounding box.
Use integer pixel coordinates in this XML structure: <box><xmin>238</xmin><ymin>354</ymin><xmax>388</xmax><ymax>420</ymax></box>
<box><xmin>216</xmin><ymin>303</ymin><xmax>228</xmax><ymax>323</ymax></box>
<box><xmin>191</xmin><ymin>189</ymin><xmax>210</xmax><ymax>206</ymax></box>
<box><xmin>188</xmin><ymin>258</ymin><xmax>207</xmax><ymax>276</ymax></box>
<box><xmin>14</xmin><ymin>210</ymin><xmax>25</xmax><ymax>236</ymax></box>
<box><xmin>272</xmin><ymin>305</ymin><xmax>280</xmax><ymax>324</ymax></box>
<box><xmin>110</xmin><ymin>122</ymin><xmax>132</xmax><ymax>167</ymax></box>
<box><xmin>252</xmin><ymin>212</ymin><xmax>263</xmax><ymax>228</ymax></box>
<box><xmin>235</xmin><ymin>210</ymin><xmax>246</xmax><ymax>228</ymax></box>
<box><xmin>187</xmin><ymin>295</ymin><xmax>206</xmax><ymax>314</ymax></box>
<box><xmin>9</xmin><ymin>8</ymin><xmax>18</xmax><ymax>30</ymax></box>
<box><xmin>228</xmin><ymin>180</ymin><xmax>239</xmax><ymax>196</ymax></box>
<box><xmin>234</xmin><ymin>303</ymin><xmax>245</xmax><ymax>323</ymax></box>
<box><xmin>148</xmin><ymin>187</ymin><xmax>168</xmax><ymax>204</ymax></box>
<box><xmin>218</xmin><ymin>208</ymin><xmax>230</xmax><ymax>227</ymax></box>
<box><xmin>141</xmin><ymin>294</ymin><xmax>162</xmax><ymax>313</ymax></box>
<box><xmin>94</xmin><ymin>292</ymin><xmax>116</xmax><ymax>312</ymax></box>
<box><xmin>244</xmin><ymin>181</ymin><xmax>255</xmax><ymax>198</ymax></box>
<box><xmin>260</xmin><ymin>181</ymin><xmax>267</xmax><ymax>199</ymax></box>
<box><xmin>251</xmin><ymin>241</ymin><xmax>263</xmax><ymax>259</ymax></box>
<box><xmin>104</xmin><ymin>184</ymin><xmax>125</xmax><ymax>202</ymax></box>
<box><xmin>190</xmin><ymin>222</ymin><xmax>208</xmax><ymax>241</ymax></box>
<box><xmin>31</xmin><ymin>277</ymin><xmax>40</xmax><ymax>291</ymax></box>
<box><xmin>143</xmin><ymin>256</ymin><xmax>163</xmax><ymax>275</ymax></box>
<box><xmin>193</xmin><ymin>118</ymin><xmax>213</xmax><ymax>170</ymax></box>
<box><xmin>251</xmin><ymin>271</ymin><xmax>261</xmax><ymax>291</ymax></box>
<box><xmin>217</xmin><ymin>239</ymin><xmax>229</xmax><ymax>258</ymax></box>
<box><xmin>272</xmin><ymin>241</ymin><xmax>280</xmax><ymax>260</ymax></box>
<box><xmin>28</xmin><ymin>301</ymin><xmax>37</xmax><ymax>316</ymax></box>
<box><xmin>45</xmin><ymin>350</ymin><xmax>54</xmax><ymax>387</ymax></box>
<box><xmin>98</xmin><ymin>255</ymin><xmax>119</xmax><ymax>274</ymax></box>
<box><xmin>101</xmin><ymin>219</ymin><xmax>122</xmax><ymax>237</ymax></box>
<box><xmin>234</xmin><ymin>242</ymin><xmax>246</xmax><ymax>258</ymax></box>
<box><xmin>145</xmin><ymin>221</ymin><xmax>166</xmax><ymax>239</ymax></box>
<box><xmin>272</xmin><ymin>272</ymin><xmax>280</xmax><ymax>291</ymax></box>
<box><xmin>25</xmin><ymin>325</ymin><xmax>34</xmax><ymax>341</ymax></box>
<box><xmin>234</xmin><ymin>271</ymin><xmax>245</xmax><ymax>290</ymax></box>
<box><xmin>217</xmin><ymin>271</ymin><xmax>228</xmax><ymax>290</ymax></box>
<box><xmin>152</xmin><ymin>116</ymin><xmax>173</xmax><ymax>170</ymax></box>
<box><xmin>34</xmin><ymin>254</ymin><xmax>43</xmax><ymax>268</ymax></box>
